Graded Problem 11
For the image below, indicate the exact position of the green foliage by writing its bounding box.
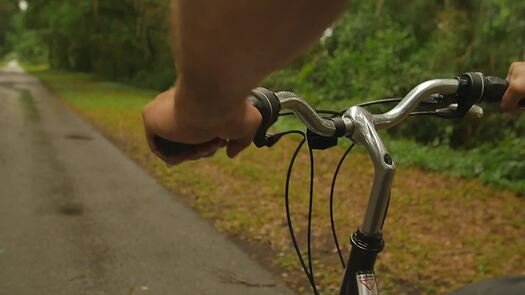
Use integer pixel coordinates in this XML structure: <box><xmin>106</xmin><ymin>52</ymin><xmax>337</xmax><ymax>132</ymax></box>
<box><xmin>11</xmin><ymin>0</ymin><xmax>175</xmax><ymax>90</ymax></box>
<box><xmin>263</xmin><ymin>0</ymin><xmax>525</xmax><ymax>189</ymax></box>
<box><xmin>7</xmin><ymin>14</ymin><xmax>48</xmax><ymax>63</ymax></box>
<box><xmin>7</xmin><ymin>0</ymin><xmax>525</xmax><ymax>190</ymax></box>
<box><xmin>389</xmin><ymin>134</ymin><xmax>525</xmax><ymax>194</ymax></box>
<box><xmin>0</xmin><ymin>0</ymin><xmax>17</xmax><ymax>57</ymax></box>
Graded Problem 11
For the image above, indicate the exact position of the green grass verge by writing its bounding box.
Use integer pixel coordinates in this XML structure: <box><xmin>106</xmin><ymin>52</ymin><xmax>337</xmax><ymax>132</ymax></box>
<box><xmin>31</xmin><ymin>68</ymin><xmax>525</xmax><ymax>295</ymax></box>
<box><xmin>19</xmin><ymin>62</ymin><xmax>49</xmax><ymax>72</ymax></box>
<box><xmin>0</xmin><ymin>58</ymin><xmax>8</xmax><ymax>68</ymax></box>
<box><xmin>387</xmin><ymin>138</ymin><xmax>525</xmax><ymax>193</ymax></box>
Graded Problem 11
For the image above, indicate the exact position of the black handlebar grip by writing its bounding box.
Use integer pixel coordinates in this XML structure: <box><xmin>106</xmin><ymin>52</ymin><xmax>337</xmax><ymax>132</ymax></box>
<box><xmin>458</xmin><ymin>73</ymin><xmax>525</xmax><ymax>113</ymax></box>
<box><xmin>247</xmin><ymin>87</ymin><xmax>281</xmax><ymax>147</ymax></box>
<box><xmin>152</xmin><ymin>87</ymin><xmax>281</xmax><ymax>158</ymax></box>
<box><xmin>153</xmin><ymin>135</ymin><xmax>203</xmax><ymax>157</ymax></box>
<box><xmin>482</xmin><ymin>76</ymin><xmax>525</xmax><ymax>108</ymax></box>
<box><xmin>481</xmin><ymin>76</ymin><xmax>508</xmax><ymax>103</ymax></box>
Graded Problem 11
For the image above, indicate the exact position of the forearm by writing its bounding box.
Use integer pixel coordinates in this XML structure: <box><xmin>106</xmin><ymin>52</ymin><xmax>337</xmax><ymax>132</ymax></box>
<box><xmin>171</xmin><ymin>0</ymin><xmax>347</xmax><ymax>112</ymax></box>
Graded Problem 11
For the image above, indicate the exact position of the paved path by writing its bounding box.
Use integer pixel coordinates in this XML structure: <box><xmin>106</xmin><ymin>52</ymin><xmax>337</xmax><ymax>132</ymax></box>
<box><xmin>0</xmin><ymin>61</ymin><xmax>296</xmax><ymax>295</ymax></box>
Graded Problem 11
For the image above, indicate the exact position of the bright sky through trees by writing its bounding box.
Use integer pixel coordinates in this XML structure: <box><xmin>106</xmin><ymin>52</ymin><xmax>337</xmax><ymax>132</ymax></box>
<box><xmin>19</xmin><ymin>0</ymin><xmax>27</xmax><ymax>11</ymax></box>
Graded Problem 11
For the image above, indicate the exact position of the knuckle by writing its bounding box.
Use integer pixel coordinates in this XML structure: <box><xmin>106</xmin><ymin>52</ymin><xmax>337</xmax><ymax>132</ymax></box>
<box><xmin>508</xmin><ymin>83</ymin><xmax>521</xmax><ymax>95</ymax></box>
<box><xmin>510</xmin><ymin>61</ymin><xmax>525</xmax><ymax>75</ymax></box>
<box><xmin>509</xmin><ymin>79</ymin><xmax>525</xmax><ymax>93</ymax></box>
<box><xmin>511</xmin><ymin>61</ymin><xmax>521</xmax><ymax>69</ymax></box>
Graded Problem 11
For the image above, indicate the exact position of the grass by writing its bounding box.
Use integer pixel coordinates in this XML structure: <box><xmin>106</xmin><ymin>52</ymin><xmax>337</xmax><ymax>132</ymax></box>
<box><xmin>30</xmin><ymin>68</ymin><xmax>525</xmax><ymax>295</ymax></box>
<box><xmin>0</xmin><ymin>58</ymin><xmax>9</xmax><ymax>68</ymax></box>
<box><xmin>19</xmin><ymin>62</ymin><xmax>50</xmax><ymax>72</ymax></box>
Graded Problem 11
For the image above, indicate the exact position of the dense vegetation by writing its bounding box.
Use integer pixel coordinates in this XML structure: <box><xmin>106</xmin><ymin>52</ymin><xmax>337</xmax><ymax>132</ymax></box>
<box><xmin>3</xmin><ymin>0</ymin><xmax>175</xmax><ymax>89</ymax></box>
<box><xmin>1</xmin><ymin>0</ymin><xmax>524</xmax><ymax>190</ymax></box>
<box><xmin>0</xmin><ymin>1</ymin><xmax>16</xmax><ymax>58</ymax></box>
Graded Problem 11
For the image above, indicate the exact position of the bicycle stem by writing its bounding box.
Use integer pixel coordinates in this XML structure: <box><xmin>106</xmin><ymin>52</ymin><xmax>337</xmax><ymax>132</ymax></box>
<box><xmin>343</xmin><ymin>80</ymin><xmax>461</xmax><ymax>236</ymax></box>
<box><xmin>344</xmin><ymin>106</ymin><xmax>396</xmax><ymax>236</ymax></box>
<box><xmin>337</xmin><ymin>83</ymin><xmax>461</xmax><ymax>295</ymax></box>
<box><xmin>335</xmin><ymin>107</ymin><xmax>394</xmax><ymax>295</ymax></box>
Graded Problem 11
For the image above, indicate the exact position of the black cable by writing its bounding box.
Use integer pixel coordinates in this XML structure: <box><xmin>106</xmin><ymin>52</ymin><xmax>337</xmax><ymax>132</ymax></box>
<box><xmin>278</xmin><ymin>112</ymin><xmax>294</xmax><ymax>117</ymax></box>
<box><xmin>357</xmin><ymin>98</ymin><xmax>403</xmax><ymax>107</ymax></box>
<box><xmin>278</xmin><ymin>96</ymin><xmax>453</xmax><ymax>119</ymax></box>
<box><xmin>315</xmin><ymin>109</ymin><xmax>344</xmax><ymax>116</ymax></box>
<box><xmin>284</xmin><ymin>134</ymin><xmax>320</xmax><ymax>295</ymax></box>
<box><xmin>410</xmin><ymin>111</ymin><xmax>446</xmax><ymax>117</ymax></box>
<box><xmin>329</xmin><ymin>144</ymin><xmax>355</xmax><ymax>269</ymax></box>
<box><xmin>306</xmin><ymin>138</ymin><xmax>316</xmax><ymax>288</ymax></box>
<box><xmin>276</xmin><ymin>130</ymin><xmax>307</xmax><ymax>138</ymax></box>
<box><xmin>274</xmin><ymin>96</ymin><xmax>453</xmax><ymax>294</ymax></box>
<box><xmin>271</xmin><ymin>130</ymin><xmax>308</xmax><ymax>139</ymax></box>
<box><xmin>279</xmin><ymin>110</ymin><xmax>343</xmax><ymax>117</ymax></box>
<box><xmin>357</xmin><ymin>98</ymin><xmax>451</xmax><ymax>109</ymax></box>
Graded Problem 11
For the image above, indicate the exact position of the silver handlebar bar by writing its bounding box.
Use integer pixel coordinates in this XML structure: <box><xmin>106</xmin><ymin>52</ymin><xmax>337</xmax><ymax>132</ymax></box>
<box><xmin>275</xmin><ymin>79</ymin><xmax>462</xmax><ymax>236</ymax></box>
<box><xmin>373</xmin><ymin>79</ymin><xmax>459</xmax><ymax>129</ymax></box>
<box><xmin>276</xmin><ymin>92</ymin><xmax>339</xmax><ymax>136</ymax></box>
<box><xmin>275</xmin><ymin>78</ymin><xmax>460</xmax><ymax>135</ymax></box>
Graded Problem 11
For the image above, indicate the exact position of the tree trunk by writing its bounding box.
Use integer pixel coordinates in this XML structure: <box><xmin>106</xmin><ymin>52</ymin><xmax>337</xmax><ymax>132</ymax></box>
<box><xmin>375</xmin><ymin>0</ymin><xmax>384</xmax><ymax>17</ymax></box>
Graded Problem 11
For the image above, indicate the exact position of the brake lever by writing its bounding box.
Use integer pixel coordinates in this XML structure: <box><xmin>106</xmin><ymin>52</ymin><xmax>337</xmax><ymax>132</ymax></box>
<box><xmin>434</xmin><ymin>103</ymin><xmax>484</xmax><ymax>119</ymax></box>
<box><xmin>427</xmin><ymin>93</ymin><xmax>461</xmax><ymax>106</ymax></box>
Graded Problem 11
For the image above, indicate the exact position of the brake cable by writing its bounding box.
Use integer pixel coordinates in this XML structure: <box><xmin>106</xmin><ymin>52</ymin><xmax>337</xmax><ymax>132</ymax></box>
<box><xmin>279</xmin><ymin>110</ymin><xmax>344</xmax><ymax>117</ymax></box>
<box><xmin>283</xmin><ymin>132</ymin><xmax>320</xmax><ymax>295</ymax></box>
<box><xmin>330</xmin><ymin>143</ymin><xmax>355</xmax><ymax>269</ymax></box>
<box><xmin>277</xmin><ymin>99</ymin><xmax>455</xmax><ymax>294</ymax></box>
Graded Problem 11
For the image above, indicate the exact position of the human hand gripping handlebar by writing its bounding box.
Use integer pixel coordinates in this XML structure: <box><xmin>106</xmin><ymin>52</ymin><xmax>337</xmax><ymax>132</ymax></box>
<box><xmin>457</xmin><ymin>73</ymin><xmax>525</xmax><ymax>110</ymax></box>
<box><xmin>152</xmin><ymin>72</ymin><xmax>524</xmax><ymax>158</ymax></box>
<box><xmin>153</xmin><ymin>87</ymin><xmax>281</xmax><ymax>157</ymax></box>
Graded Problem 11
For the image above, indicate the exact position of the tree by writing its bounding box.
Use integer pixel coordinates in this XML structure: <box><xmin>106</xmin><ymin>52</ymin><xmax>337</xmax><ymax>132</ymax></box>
<box><xmin>17</xmin><ymin>0</ymin><xmax>175</xmax><ymax>89</ymax></box>
<box><xmin>0</xmin><ymin>0</ymin><xmax>17</xmax><ymax>57</ymax></box>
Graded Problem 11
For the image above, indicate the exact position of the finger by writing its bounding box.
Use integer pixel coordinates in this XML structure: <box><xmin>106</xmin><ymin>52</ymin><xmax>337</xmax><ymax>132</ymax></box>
<box><xmin>196</xmin><ymin>139</ymin><xmax>225</xmax><ymax>157</ymax></box>
<box><xmin>502</xmin><ymin>77</ymin><xmax>525</xmax><ymax>112</ymax></box>
<box><xmin>209</xmin><ymin>138</ymin><xmax>228</xmax><ymax>148</ymax></box>
<box><xmin>164</xmin><ymin>152</ymin><xmax>195</xmax><ymax>166</ymax></box>
<box><xmin>203</xmin><ymin>150</ymin><xmax>218</xmax><ymax>158</ymax></box>
<box><xmin>500</xmin><ymin>90</ymin><xmax>518</xmax><ymax>112</ymax></box>
<box><xmin>226</xmin><ymin>136</ymin><xmax>252</xmax><ymax>159</ymax></box>
<box><xmin>178</xmin><ymin>148</ymin><xmax>219</xmax><ymax>163</ymax></box>
<box><xmin>143</xmin><ymin>121</ymin><xmax>166</xmax><ymax>161</ymax></box>
<box><xmin>164</xmin><ymin>139</ymin><xmax>225</xmax><ymax>165</ymax></box>
<box><xmin>190</xmin><ymin>148</ymin><xmax>219</xmax><ymax>160</ymax></box>
<box><xmin>144</xmin><ymin>128</ymin><xmax>187</xmax><ymax>164</ymax></box>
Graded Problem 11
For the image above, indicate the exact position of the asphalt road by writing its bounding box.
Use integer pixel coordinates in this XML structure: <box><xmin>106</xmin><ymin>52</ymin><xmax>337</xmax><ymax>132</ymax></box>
<box><xmin>0</xmin><ymin>61</ymin><xmax>296</xmax><ymax>295</ymax></box>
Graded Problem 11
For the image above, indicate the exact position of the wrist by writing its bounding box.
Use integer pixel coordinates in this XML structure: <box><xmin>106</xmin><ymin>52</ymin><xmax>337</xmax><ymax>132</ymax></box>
<box><xmin>173</xmin><ymin>83</ymin><xmax>249</xmax><ymax>133</ymax></box>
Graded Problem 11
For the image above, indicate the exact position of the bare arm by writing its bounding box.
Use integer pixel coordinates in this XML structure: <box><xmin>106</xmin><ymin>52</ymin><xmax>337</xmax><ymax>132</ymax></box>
<box><xmin>143</xmin><ymin>0</ymin><xmax>348</xmax><ymax>164</ymax></box>
<box><xmin>172</xmin><ymin>0</ymin><xmax>347</xmax><ymax>111</ymax></box>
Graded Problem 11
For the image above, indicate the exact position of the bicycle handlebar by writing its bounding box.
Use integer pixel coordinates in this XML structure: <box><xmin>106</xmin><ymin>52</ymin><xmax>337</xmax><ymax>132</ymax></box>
<box><xmin>153</xmin><ymin>72</ymin><xmax>524</xmax><ymax>157</ymax></box>
<box><xmin>372</xmin><ymin>79</ymin><xmax>459</xmax><ymax>129</ymax></box>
